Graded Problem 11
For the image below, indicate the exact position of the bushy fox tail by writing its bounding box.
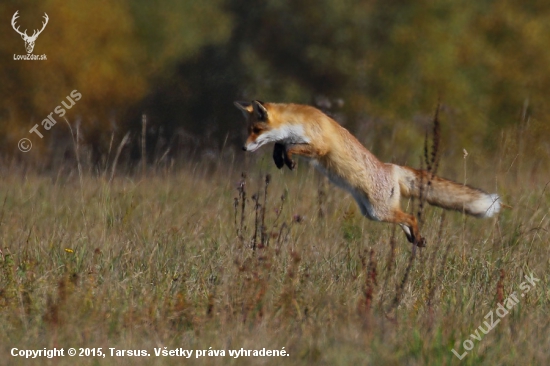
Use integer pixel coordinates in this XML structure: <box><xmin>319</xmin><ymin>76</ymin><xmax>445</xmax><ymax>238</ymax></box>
<box><xmin>395</xmin><ymin>165</ymin><xmax>501</xmax><ymax>218</ymax></box>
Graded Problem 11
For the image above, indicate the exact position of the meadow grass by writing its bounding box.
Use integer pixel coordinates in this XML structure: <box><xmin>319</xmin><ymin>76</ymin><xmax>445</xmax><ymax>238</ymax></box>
<box><xmin>0</xmin><ymin>142</ymin><xmax>549</xmax><ymax>365</ymax></box>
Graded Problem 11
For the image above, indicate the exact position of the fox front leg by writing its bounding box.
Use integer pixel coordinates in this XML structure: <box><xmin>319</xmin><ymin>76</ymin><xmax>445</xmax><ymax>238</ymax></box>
<box><xmin>273</xmin><ymin>143</ymin><xmax>296</xmax><ymax>170</ymax></box>
<box><xmin>272</xmin><ymin>143</ymin><xmax>285</xmax><ymax>169</ymax></box>
<box><xmin>285</xmin><ymin>143</ymin><xmax>323</xmax><ymax>160</ymax></box>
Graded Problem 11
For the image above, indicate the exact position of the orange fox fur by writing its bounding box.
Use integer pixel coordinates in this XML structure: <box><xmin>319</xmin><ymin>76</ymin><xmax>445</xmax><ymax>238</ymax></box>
<box><xmin>235</xmin><ymin>100</ymin><xmax>502</xmax><ymax>246</ymax></box>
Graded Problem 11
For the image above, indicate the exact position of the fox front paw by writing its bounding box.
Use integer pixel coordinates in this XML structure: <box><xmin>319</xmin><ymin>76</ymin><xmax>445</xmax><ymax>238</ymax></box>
<box><xmin>273</xmin><ymin>143</ymin><xmax>296</xmax><ymax>170</ymax></box>
<box><xmin>273</xmin><ymin>143</ymin><xmax>286</xmax><ymax>169</ymax></box>
<box><xmin>284</xmin><ymin>154</ymin><xmax>296</xmax><ymax>170</ymax></box>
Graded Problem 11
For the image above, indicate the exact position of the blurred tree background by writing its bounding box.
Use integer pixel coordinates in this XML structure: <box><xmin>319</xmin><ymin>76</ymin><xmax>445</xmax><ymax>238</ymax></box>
<box><xmin>1</xmin><ymin>0</ymin><xmax>549</xmax><ymax>167</ymax></box>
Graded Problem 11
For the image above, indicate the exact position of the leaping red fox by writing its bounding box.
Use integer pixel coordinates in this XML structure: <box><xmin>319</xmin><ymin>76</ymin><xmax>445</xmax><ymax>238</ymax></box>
<box><xmin>235</xmin><ymin>100</ymin><xmax>502</xmax><ymax>246</ymax></box>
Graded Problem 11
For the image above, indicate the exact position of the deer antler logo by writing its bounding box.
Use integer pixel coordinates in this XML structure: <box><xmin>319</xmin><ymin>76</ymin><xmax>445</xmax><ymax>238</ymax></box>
<box><xmin>11</xmin><ymin>11</ymin><xmax>49</xmax><ymax>54</ymax></box>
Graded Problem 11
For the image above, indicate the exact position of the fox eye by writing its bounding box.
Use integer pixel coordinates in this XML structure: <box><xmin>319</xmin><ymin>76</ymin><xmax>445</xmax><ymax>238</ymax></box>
<box><xmin>252</xmin><ymin>127</ymin><xmax>262</xmax><ymax>134</ymax></box>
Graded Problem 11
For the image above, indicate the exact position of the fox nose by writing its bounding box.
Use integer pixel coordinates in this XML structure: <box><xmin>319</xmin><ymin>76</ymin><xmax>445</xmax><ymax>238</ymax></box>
<box><xmin>242</xmin><ymin>145</ymin><xmax>247</xmax><ymax>151</ymax></box>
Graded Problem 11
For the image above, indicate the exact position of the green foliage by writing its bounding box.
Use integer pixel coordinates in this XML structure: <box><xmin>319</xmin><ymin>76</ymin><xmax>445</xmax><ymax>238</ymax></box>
<box><xmin>1</xmin><ymin>0</ymin><xmax>550</xmax><ymax>160</ymax></box>
<box><xmin>0</xmin><ymin>0</ymin><xmax>231</xmax><ymax>152</ymax></box>
<box><xmin>232</xmin><ymin>0</ymin><xmax>550</xmax><ymax>149</ymax></box>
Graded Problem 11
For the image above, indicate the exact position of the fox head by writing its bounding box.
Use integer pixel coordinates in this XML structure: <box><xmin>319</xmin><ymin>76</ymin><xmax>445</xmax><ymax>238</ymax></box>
<box><xmin>234</xmin><ymin>100</ymin><xmax>271</xmax><ymax>152</ymax></box>
<box><xmin>234</xmin><ymin>100</ymin><xmax>309</xmax><ymax>152</ymax></box>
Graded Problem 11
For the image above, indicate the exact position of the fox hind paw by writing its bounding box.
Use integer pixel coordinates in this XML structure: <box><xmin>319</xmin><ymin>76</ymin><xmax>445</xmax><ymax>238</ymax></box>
<box><xmin>404</xmin><ymin>231</ymin><xmax>426</xmax><ymax>247</ymax></box>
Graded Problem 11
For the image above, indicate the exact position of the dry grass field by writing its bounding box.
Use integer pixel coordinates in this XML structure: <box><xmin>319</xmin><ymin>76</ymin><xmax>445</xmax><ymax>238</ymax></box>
<box><xmin>0</xmin><ymin>130</ymin><xmax>549</xmax><ymax>365</ymax></box>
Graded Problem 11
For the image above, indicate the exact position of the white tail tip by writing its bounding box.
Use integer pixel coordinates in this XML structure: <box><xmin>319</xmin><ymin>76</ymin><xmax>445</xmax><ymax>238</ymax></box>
<box><xmin>483</xmin><ymin>193</ymin><xmax>501</xmax><ymax>218</ymax></box>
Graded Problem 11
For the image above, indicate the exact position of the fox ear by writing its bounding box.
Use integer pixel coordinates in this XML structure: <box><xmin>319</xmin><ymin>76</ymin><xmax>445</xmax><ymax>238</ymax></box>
<box><xmin>253</xmin><ymin>100</ymin><xmax>268</xmax><ymax>121</ymax></box>
<box><xmin>234</xmin><ymin>101</ymin><xmax>253</xmax><ymax>119</ymax></box>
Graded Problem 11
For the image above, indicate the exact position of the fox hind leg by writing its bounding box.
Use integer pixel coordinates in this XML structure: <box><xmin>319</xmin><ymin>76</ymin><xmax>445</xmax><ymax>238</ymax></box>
<box><xmin>388</xmin><ymin>209</ymin><xmax>425</xmax><ymax>247</ymax></box>
<box><xmin>399</xmin><ymin>224</ymin><xmax>414</xmax><ymax>243</ymax></box>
